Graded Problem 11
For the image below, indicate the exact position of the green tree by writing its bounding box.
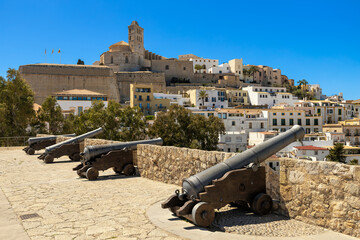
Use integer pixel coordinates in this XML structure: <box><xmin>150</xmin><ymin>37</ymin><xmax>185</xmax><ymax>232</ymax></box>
<box><xmin>149</xmin><ymin>105</ymin><xmax>225</xmax><ymax>150</ymax></box>
<box><xmin>37</xmin><ymin>96</ymin><xmax>65</xmax><ymax>134</ymax></box>
<box><xmin>198</xmin><ymin>90</ymin><xmax>208</xmax><ymax>107</ymax></box>
<box><xmin>248</xmin><ymin>66</ymin><xmax>259</xmax><ymax>82</ymax></box>
<box><xmin>77</xmin><ymin>59</ymin><xmax>85</xmax><ymax>65</ymax></box>
<box><xmin>297</xmin><ymin>79</ymin><xmax>309</xmax><ymax>99</ymax></box>
<box><xmin>73</xmin><ymin>100</ymin><xmax>106</xmax><ymax>135</ymax></box>
<box><xmin>118</xmin><ymin>106</ymin><xmax>147</xmax><ymax>141</ymax></box>
<box><xmin>0</xmin><ymin>69</ymin><xmax>35</xmax><ymax>137</ymax></box>
<box><xmin>194</xmin><ymin>64</ymin><xmax>204</xmax><ymax>73</ymax></box>
<box><xmin>326</xmin><ymin>143</ymin><xmax>346</xmax><ymax>163</ymax></box>
<box><xmin>349</xmin><ymin>159</ymin><xmax>358</xmax><ymax>165</ymax></box>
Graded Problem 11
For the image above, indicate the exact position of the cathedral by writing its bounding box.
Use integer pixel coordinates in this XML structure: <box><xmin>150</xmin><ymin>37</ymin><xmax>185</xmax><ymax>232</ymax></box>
<box><xmin>98</xmin><ymin>21</ymin><xmax>165</xmax><ymax>72</ymax></box>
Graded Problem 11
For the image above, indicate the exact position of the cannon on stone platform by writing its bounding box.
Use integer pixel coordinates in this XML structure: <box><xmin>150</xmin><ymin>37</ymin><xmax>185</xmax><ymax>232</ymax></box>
<box><xmin>23</xmin><ymin>134</ymin><xmax>76</xmax><ymax>155</ymax></box>
<box><xmin>38</xmin><ymin>128</ymin><xmax>104</xmax><ymax>163</ymax></box>
<box><xmin>162</xmin><ymin>125</ymin><xmax>305</xmax><ymax>227</ymax></box>
<box><xmin>73</xmin><ymin>138</ymin><xmax>163</xmax><ymax>180</ymax></box>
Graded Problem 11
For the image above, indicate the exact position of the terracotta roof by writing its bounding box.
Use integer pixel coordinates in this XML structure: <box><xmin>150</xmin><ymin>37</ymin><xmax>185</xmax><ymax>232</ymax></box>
<box><xmin>294</xmin><ymin>146</ymin><xmax>328</xmax><ymax>150</ymax></box>
<box><xmin>110</xmin><ymin>41</ymin><xmax>129</xmax><ymax>47</ymax></box>
<box><xmin>53</xmin><ymin>89</ymin><xmax>107</xmax><ymax>97</ymax></box>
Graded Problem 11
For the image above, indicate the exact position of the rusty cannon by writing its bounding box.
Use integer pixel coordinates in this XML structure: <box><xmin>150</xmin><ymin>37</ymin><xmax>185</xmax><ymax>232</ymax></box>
<box><xmin>38</xmin><ymin>128</ymin><xmax>104</xmax><ymax>163</ymax></box>
<box><xmin>23</xmin><ymin>134</ymin><xmax>76</xmax><ymax>155</ymax></box>
<box><xmin>73</xmin><ymin>138</ymin><xmax>163</xmax><ymax>180</ymax></box>
<box><xmin>162</xmin><ymin>125</ymin><xmax>305</xmax><ymax>227</ymax></box>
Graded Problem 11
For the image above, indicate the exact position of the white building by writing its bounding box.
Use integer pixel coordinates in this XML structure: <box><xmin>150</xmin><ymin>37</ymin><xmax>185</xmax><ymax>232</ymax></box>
<box><xmin>187</xmin><ymin>88</ymin><xmax>228</xmax><ymax>109</ymax></box>
<box><xmin>292</xmin><ymin>146</ymin><xmax>329</xmax><ymax>161</ymax></box>
<box><xmin>218</xmin><ymin>131</ymin><xmax>247</xmax><ymax>152</ymax></box>
<box><xmin>53</xmin><ymin>89</ymin><xmax>108</xmax><ymax>116</ymax></box>
<box><xmin>208</xmin><ymin>63</ymin><xmax>231</xmax><ymax>74</ymax></box>
<box><xmin>153</xmin><ymin>93</ymin><xmax>190</xmax><ymax>106</ymax></box>
<box><xmin>190</xmin><ymin>58</ymin><xmax>219</xmax><ymax>73</ymax></box>
<box><xmin>243</xmin><ymin>86</ymin><xmax>298</xmax><ymax>107</ymax></box>
<box><xmin>248</xmin><ymin>131</ymin><xmax>278</xmax><ymax>146</ymax></box>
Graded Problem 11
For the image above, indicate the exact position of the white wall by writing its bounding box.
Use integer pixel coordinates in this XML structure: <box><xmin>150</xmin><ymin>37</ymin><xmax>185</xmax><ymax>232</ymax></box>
<box><xmin>190</xmin><ymin>58</ymin><xmax>219</xmax><ymax>73</ymax></box>
<box><xmin>57</xmin><ymin>100</ymin><xmax>108</xmax><ymax>116</ymax></box>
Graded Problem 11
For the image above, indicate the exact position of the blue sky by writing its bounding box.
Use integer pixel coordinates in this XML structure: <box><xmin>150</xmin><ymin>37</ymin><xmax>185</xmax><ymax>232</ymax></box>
<box><xmin>1</xmin><ymin>0</ymin><xmax>359</xmax><ymax>99</ymax></box>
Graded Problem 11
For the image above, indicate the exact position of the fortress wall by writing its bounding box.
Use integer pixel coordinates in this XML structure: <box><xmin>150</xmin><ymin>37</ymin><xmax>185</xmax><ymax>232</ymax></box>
<box><xmin>19</xmin><ymin>64</ymin><xmax>120</xmax><ymax>104</ymax></box>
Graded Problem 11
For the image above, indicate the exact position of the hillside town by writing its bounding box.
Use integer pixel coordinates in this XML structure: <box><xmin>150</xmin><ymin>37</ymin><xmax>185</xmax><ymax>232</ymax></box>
<box><xmin>19</xmin><ymin>21</ymin><xmax>360</xmax><ymax>165</ymax></box>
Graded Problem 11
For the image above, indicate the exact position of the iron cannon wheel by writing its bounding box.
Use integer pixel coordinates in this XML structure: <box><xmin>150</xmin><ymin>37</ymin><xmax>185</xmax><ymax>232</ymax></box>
<box><xmin>113</xmin><ymin>167</ymin><xmax>122</xmax><ymax>174</ymax></box>
<box><xmin>191</xmin><ymin>202</ymin><xmax>215</xmax><ymax>227</ymax></box>
<box><xmin>123</xmin><ymin>164</ymin><xmax>135</xmax><ymax>176</ymax></box>
<box><xmin>86</xmin><ymin>167</ymin><xmax>99</xmax><ymax>180</ymax></box>
<box><xmin>251</xmin><ymin>193</ymin><xmax>273</xmax><ymax>215</ymax></box>
<box><xmin>27</xmin><ymin>148</ymin><xmax>35</xmax><ymax>155</ymax></box>
<box><xmin>44</xmin><ymin>155</ymin><xmax>54</xmax><ymax>164</ymax></box>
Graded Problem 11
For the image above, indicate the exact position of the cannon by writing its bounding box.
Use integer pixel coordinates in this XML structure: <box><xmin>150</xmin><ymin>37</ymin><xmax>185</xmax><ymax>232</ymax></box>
<box><xmin>73</xmin><ymin>138</ymin><xmax>163</xmax><ymax>180</ymax></box>
<box><xmin>38</xmin><ymin>128</ymin><xmax>104</xmax><ymax>163</ymax></box>
<box><xmin>23</xmin><ymin>134</ymin><xmax>76</xmax><ymax>155</ymax></box>
<box><xmin>162</xmin><ymin>125</ymin><xmax>305</xmax><ymax>227</ymax></box>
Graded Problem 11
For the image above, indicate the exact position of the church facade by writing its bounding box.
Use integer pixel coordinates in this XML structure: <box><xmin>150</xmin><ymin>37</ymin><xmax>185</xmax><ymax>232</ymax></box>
<box><xmin>99</xmin><ymin>21</ymin><xmax>165</xmax><ymax>72</ymax></box>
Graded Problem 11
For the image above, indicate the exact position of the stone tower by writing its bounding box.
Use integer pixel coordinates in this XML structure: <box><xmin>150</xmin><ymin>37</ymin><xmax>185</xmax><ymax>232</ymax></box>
<box><xmin>128</xmin><ymin>21</ymin><xmax>144</xmax><ymax>66</ymax></box>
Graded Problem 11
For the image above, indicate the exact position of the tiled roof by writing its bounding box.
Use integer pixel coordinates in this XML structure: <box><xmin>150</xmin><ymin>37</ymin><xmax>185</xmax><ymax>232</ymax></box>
<box><xmin>53</xmin><ymin>89</ymin><xmax>107</xmax><ymax>96</ymax></box>
<box><xmin>294</xmin><ymin>146</ymin><xmax>328</xmax><ymax>150</ymax></box>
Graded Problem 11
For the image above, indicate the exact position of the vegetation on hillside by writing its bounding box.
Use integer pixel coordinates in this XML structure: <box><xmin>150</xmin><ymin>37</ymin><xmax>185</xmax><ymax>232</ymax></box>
<box><xmin>326</xmin><ymin>143</ymin><xmax>346</xmax><ymax>163</ymax></box>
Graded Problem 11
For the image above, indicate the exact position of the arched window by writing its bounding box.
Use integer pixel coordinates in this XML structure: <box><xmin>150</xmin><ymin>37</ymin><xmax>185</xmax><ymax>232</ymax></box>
<box><xmin>165</xmin><ymin>65</ymin><xmax>169</xmax><ymax>70</ymax></box>
<box><xmin>125</xmin><ymin>56</ymin><xmax>129</xmax><ymax>64</ymax></box>
<box><xmin>110</xmin><ymin>56</ymin><xmax>113</xmax><ymax>64</ymax></box>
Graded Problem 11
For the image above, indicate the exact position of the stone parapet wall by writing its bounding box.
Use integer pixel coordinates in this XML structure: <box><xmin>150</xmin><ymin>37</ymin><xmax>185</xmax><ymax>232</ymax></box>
<box><xmin>267</xmin><ymin>158</ymin><xmax>360</xmax><ymax>238</ymax></box>
<box><xmin>137</xmin><ymin>144</ymin><xmax>236</xmax><ymax>186</ymax></box>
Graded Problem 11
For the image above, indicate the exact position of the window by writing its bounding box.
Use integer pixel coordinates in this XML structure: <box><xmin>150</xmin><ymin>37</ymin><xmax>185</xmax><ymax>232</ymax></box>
<box><xmin>125</xmin><ymin>56</ymin><xmax>129</xmax><ymax>63</ymax></box>
<box><xmin>261</xmin><ymin>122</ymin><xmax>264</xmax><ymax>128</ymax></box>
<box><xmin>139</xmin><ymin>96</ymin><xmax>142</xmax><ymax>101</ymax></box>
<box><xmin>165</xmin><ymin>65</ymin><xmax>169</xmax><ymax>70</ymax></box>
<box><xmin>314</xmin><ymin>119</ymin><xmax>318</xmax><ymax>125</ymax></box>
<box><xmin>289</xmin><ymin>119</ymin><xmax>294</xmax><ymax>125</ymax></box>
<box><xmin>290</xmin><ymin>113</ymin><xmax>293</xmax><ymax>115</ymax></box>
<box><xmin>225</xmin><ymin>137</ymin><xmax>231</xmax><ymax>142</ymax></box>
<box><xmin>183</xmin><ymin>67</ymin><xmax>186</xmax><ymax>70</ymax></box>
<box><xmin>281</xmin><ymin>119</ymin><xmax>286</xmax><ymax>126</ymax></box>
<box><xmin>78</xmin><ymin>106</ymin><xmax>83</xmax><ymax>115</ymax></box>
<box><xmin>232</xmin><ymin>121</ymin><xmax>235</xmax><ymax>126</ymax></box>
<box><xmin>236</xmin><ymin>137</ymin><xmax>242</xmax><ymax>142</ymax></box>
<box><xmin>212</xmin><ymin>97</ymin><xmax>216</xmax><ymax>102</ymax></box>
<box><xmin>218</xmin><ymin>113</ymin><xmax>222</xmax><ymax>118</ymax></box>
<box><xmin>298</xmin><ymin>119</ymin><xmax>302</xmax><ymax>125</ymax></box>
<box><xmin>223</xmin><ymin>113</ymin><xmax>227</xmax><ymax>119</ymax></box>
<box><xmin>338</xmin><ymin>109</ymin><xmax>342</xmax><ymax>115</ymax></box>
<box><xmin>281</xmin><ymin>113</ymin><xmax>285</xmax><ymax>116</ymax></box>
<box><xmin>110</xmin><ymin>56</ymin><xmax>113</xmax><ymax>64</ymax></box>
<box><xmin>134</xmin><ymin>95</ymin><xmax>137</xmax><ymax>99</ymax></box>
<box><xmin>273</xmin><ymin>119</ymin><xmax>277</xmax><ymax>126</ymax></box>
<box><xmin>147</xmin><ymin>103</ymin><xmax>150</xmax><ymax>109</ymax></box>
<box><xmin>273</xmin><ymin>113</ymin><xmax>276</xmax><ymax>116</ymax></box>
<box><xmin>146</xmin><ymin>96</ymin><xmax>150</xmax><ymax>101</ymax></box>
<box><xmin>249</xmin><ymin>122</ymin><xmax>252</xmax><ymax>129</ymax></box>
<box><xmin>314</xmin><ymin>150</ymin><xmax>318</xmax><ymax>155</ymax></box>
<box><xmin>139</xmin><ymin>103</ymin><xmax>142</xmax><ymax>108</ymax></box>
<box><xmin>306</xmin><ymin>119</ymin><xmax>310</xmax><ymax>125</ymax></box>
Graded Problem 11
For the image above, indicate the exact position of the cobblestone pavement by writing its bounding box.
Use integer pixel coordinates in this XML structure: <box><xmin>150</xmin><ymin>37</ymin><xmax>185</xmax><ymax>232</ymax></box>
<box><xmin>0</xmin><ymin>148</ymin><xmax>351</xmax><ymax>240</ymax></box>
<box><xmin>214</xmin><ymin>205</ymin><xmax>326</xmax><ymax>237</ymax></box>
<box><xmin>0</xmin><ymin>149</ymin><xmax>182</xmax><ymax>240</ymax></box>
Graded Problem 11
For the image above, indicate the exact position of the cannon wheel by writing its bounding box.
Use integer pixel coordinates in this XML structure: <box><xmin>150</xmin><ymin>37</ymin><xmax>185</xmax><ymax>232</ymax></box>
<box><xmin>251</xmin><ymin>193</ymin><xmax>273</xmax><ymax>215</ymax></box>
<box><xmin>77</xmin><ymin>166</ymin><xmax>89</xmax><ymax>178</ymax></box>
<box><xmin>123</xmin><ymin>164</ymin><xmax>135</xmax><ymax>176</ymax></box>
<box><xmin>44</xmin><ymin>155</ymin><xmax>54</xmax><ymax>164</ymax></box>
<box><xmin>86</xmin><ymin>167</ymin><xmax>99</xmax><ymax>180</ymax></box>
<box><xmin>113</xmin><ymin>167</ymin><xmax>122</xmax><ymax>175</ymax></box>
<box><xmin>27</xmin><ymin>148</ymin><xmax>35</xmax><ymax>155</ymax></box>
<box><xmin>191</xmin><ymin>202</ymin><xmax>215</xmax><ymax>227</ymax></box>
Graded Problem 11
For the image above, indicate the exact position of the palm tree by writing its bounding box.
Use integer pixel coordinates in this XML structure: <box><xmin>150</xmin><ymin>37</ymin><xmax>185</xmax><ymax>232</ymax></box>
<box><xmin>297</xmin><ymin>79</ymin><xmax>309</xmax><ymax>99</ymax></box>
<box><xmin>248</xmin><ymin>66</ymin><xmax>259</xmax><ymax>82</ymax></box>
<box><xmin>199</xmin><ymin>90</ymin><xmax>208</xmax><ymax>107</ymax></box>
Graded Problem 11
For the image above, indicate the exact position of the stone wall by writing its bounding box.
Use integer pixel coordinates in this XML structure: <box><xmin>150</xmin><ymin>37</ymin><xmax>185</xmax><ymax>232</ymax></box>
<box><xmin>19</xmin><ymin>64</ymin><xmax>119</xmax><ymax>104</ymax></box>
<box><xmin>266</xmin><ymin>158</ymin><xmax>360</xmax><ymax>238</ymax></box>
<box><xmin>137</xmin><ymin>144</ymin><xmax>236</xmax><ymax>186</ymax></box>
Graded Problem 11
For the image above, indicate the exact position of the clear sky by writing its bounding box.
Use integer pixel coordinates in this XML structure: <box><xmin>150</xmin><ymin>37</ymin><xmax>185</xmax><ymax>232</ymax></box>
<box><xmin>1</xmin><ymin>0</ymin><xmax>359</xmax><ymax>100</ymax></box>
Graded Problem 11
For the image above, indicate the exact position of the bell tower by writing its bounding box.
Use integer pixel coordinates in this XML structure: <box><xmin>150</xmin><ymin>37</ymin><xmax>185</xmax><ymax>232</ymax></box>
<box><xmin>128</xmin><ymin>21</ymin><xmax>144</xmax><ymax>57</ymax></box>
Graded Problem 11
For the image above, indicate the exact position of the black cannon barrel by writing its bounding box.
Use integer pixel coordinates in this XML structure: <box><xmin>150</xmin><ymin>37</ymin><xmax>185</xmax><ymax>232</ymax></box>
<box><xmin>44</xmin><ymin>128</ymin><xmax>104</xmax><ymax>154</ymax></box>
<box><xmin>82</xmin><ymin>138</ymin><xmax>163</xmax><ymax>161</ymax></box>
<box><xmin>182</xmin><ymin>125</ymin><xmax>305</xmax><ymax>199</ymax></box>
<box><xmin>28</xmin><ymin>134</ymin><xmax>76</xmax><ymax>145</ymax></box>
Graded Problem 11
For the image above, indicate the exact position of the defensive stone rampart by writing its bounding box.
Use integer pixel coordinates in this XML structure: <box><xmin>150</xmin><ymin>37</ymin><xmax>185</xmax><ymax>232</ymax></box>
<box><xmin>136</xmin><ymin>144</ymin><xmax>359</xmax><ymax>238</ymax></box>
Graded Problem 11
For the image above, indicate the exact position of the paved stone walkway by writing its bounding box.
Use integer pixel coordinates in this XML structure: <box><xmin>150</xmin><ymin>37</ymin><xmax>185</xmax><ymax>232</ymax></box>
<box><xmin>0</xmin><ymin>148</ymin><xmax>182</xmax><ymax>240</ymax></box>
<box><xmin>0</xmin><ymin>148</ymin><xmax>357</xmax><ymax>240</ymax></box>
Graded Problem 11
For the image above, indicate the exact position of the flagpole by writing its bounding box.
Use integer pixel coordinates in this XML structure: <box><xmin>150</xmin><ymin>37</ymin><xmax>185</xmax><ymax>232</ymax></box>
<box><xmin>45</xmin><ymin>48</ymin><xmax>47</xmax><ymax>63</ymax></box>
